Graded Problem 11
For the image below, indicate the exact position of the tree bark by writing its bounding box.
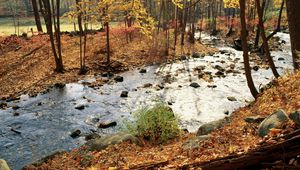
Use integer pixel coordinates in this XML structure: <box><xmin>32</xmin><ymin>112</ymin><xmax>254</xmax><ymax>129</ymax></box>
<box><xmin>239</xmin><ymin>0</ymin><xmax>259</xmax><ymax>98</ymax></box>
<box><xmin>286</xmin><ymin>0</ymin><xmax>300</xmax><ymax>70</ymax></box>
<box><xmin>31</xmin><ymin>0</ymin><xmax>43</xmax><ymax>32</ymax></box>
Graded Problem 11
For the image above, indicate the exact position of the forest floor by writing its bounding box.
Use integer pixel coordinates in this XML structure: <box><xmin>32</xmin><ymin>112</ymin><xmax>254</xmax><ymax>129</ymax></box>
<box><xmin>24</xmin><ymin>68</ymin><xmax>300</xmax><ymax>169</ymax></box>
<box><xmin>0</xmin><ymin>30</ymin><xmax>215</xmax><ymax>100</ymax></box>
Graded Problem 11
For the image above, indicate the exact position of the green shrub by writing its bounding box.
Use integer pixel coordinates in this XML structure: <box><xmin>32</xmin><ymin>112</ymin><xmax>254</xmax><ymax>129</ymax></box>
<box><xmin>126</xmin><ymin>103</ymin><xmax>180</xmax><ymax>144</ymax></box>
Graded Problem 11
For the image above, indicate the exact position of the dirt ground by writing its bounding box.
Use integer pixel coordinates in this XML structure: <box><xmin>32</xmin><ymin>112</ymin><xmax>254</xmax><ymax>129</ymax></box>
<box><xmin>0</xmin><ymin>30</ymin><xmax>214</xmax><ymax>100</ymax></box>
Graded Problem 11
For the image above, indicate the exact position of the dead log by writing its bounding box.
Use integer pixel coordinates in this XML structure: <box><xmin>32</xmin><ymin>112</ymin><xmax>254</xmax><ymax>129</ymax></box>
<box><xmin>180</xmin><ymin>133</ymin><xmax>300</xmax><ymax>170</ymax></box>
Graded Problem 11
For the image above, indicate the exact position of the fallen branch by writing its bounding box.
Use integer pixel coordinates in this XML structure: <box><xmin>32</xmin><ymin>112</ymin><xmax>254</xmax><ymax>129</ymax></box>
<box><xmin>21</xmin><ymin>45</ymin><xmax>44</xmax><ymax>58</ymax></box>
<box><xmin>179</xmin><ymin>131</ymin><xmax>300</xmax><ymax>170</ymax></box>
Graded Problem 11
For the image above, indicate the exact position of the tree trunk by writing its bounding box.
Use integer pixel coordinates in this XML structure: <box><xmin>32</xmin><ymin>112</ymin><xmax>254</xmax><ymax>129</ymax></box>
<box><xmin>239</xmin><ymin>0</ymin><xmax>259</xmax><ymax>98</ymax></box>
<box><xmin>255</xmin><ymin>0</ymin><xmax>279</xmax><ymax>78</ymax></box>
<box><xmin>286</xmin><ymin>0</ymin><xmax>300</xmax><ymax>70</ymax></box>
<box><xmin>31</xmin><ymin>0</ymin><xmax>43</xmax><ymax>32</ymax></box>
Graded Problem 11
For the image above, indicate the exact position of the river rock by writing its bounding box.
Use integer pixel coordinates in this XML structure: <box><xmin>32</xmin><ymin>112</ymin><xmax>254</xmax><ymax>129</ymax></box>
<box><xmin>85</xmin><ymin>133</ymin><xmax>101</xmax><ymax>141</ymax></box>
<box><xmin>0</xmin><ymin>159</ymin><xmax>11</xmax><ymax>170</ymax></box>
<box><xmin>143</xmin><ymin>83</ymin><xmax>153</xmax><ymax>88</ymax></box>
<box><xmin>219</xmin><ymin>50</ymin><xmax>229</xmax><ymax>54</ymax></box>
<box><xmin>215</xmin><ymin>70</ymin><xmax>225</xmax><ymax>77</ymax></box>
<box><xmin>227</xmin><ymin>96</ymin><xmax>237</xmax><ymax>101</ymax></box>
<box><xmin>139</xmin><ymin>69</ymin><xmax>147</xmax><ymax>73</ymax></box>
<box><xmin>12</xmin><ymin>105</ymin><xmax>20</xmax><ymax>110</ymax></box>
<box><xmin>258</xmin><ymin>109</ymin><xmax>289</xmax><ymax>137</ymax></box>
<box><xmin>253</xmin><ymin>66</ymin><xmax>260</xmax><ymax>71</ymax></box>
<box><xmin>289</xmin><ymin>110</ymin><xmax>300</xmax><ymax>126</ymax></box>
<box><xmin>278</xmin><ymin>57</ymin><xmax>285</xmax><ymax>61</ymax></box>
<box><xmin>197</xmin><ymin>117</ymin><xmax>230</xmax><ymax>136</ymax></box>
<box><xmin>180</xmin><ymin>55</ymin><xmax>188</xmax><ymax>60</ymax></box>
<box><xmin>114</xmin><ymin>76</ymin><xmax>124</xmax><ymax>82</ymax></box>
<box><xmin>54</xmin><ymin>83</ymin><xmax>66</xmax><ymax>88</ymax></box>
<box><xmin>120</xmin><ymin>91</ymin><xmax>128</xmax><ymax>97</ymax></box>
<box><xmin>98</xmin><ymin>121</ymin><xmax>117</xmax><ymax>128</ymax></box>
<box><xmin>12</xmin><ymin>112</ymin><xmax>20</xmax><ymax>117</ymax></box>
<box><xmin>244</xmin><ymin>116</ymin><xmax>266</xmax><ymax>123</ymax></box>
<box><xmin>101</xmin><ymin>72</ymin><xmax>114</xmax><ymax>78</ymax></box>
<box><xmin>190</xmin><ymin>82</ymin><xmax>200</xmax><ymax>88</ymax></box>
<box><xmin>75</xmin><ymin>104</ymin><xmax>85</xmax><ymax>110</ymax></box>
<box><xmin>86</xmin><ymin>132</ymin><xmax>143</xmax><ymax>151</ymax></box>
<box><xmin>192</xmin><ymin>52</ymin><xmax>201</xmax><ymax>58</ymax></box>
<box><xmin>183</xmin><ymin>135</ymin><xmax>209</xmax><ymax>150</ymax></box>
<box><xmin>70</xmin><ymin>129</ymin><xmax>81</xmax><ymax>138</ymax></box>
<box><xmin>0</xmin><ymin>102</ymin><xmax>7</xmax><ymax>110</ymax></box>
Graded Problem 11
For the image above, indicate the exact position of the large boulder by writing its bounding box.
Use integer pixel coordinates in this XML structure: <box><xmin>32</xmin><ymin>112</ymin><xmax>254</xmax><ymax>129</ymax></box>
<box><xmin>196</xmin><ymin>117</ymin><xmax>230</xmax><ymax>136</ymax></box>
<box><xmin>289</xmin><ymin>110</ymin><xmax>300</xmax><ymax>126</ymax></box>
<box><xmin>0</xmin><ymin>159</ymin><xmax>10</xmax><ymax>170</ymax></box>
<box><xmin>86</xmin><ymin>133</ymin><xmax>143</xmax><ymax>151</ymax></box>
<box><xmin>258</xmin><ymin>110</ymin><xmax>289</xmax><ymax>137</ymax></box>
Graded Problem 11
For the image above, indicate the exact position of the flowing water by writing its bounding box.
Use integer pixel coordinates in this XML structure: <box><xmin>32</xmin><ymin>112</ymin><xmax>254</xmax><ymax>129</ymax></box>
<box><xmin>0</xmin><ymin>32</ymin><xmax>292</xmax><ymax>169</ymax></box>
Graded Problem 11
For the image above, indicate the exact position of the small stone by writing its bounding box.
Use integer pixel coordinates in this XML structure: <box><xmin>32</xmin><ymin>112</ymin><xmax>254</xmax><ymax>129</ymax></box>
<box><xmin>75</xmin><ymin>104</ymin><xmax>85</xmax><ymax>110</ymax></box>
<box><xmin>224</xmin><ymin>110</ymin><xmax>229</xmax><ymax>115</ymax></box>
<box><xmin>114</xmin><ymin>76</ymin><xmax>124</xmax><ymax>82</ymax></box>
<box><xmin>120</xmin><ymin>91</ymin><xmax>128</xmax><ymax>97</ymax></box>
<box><xmin>244</xmin><ymin>116</ymin><xmax>266</xmax><ymax>123</ymax></box>
<box><xmin>54</xmin><ymin>83</ymin><xmax>66</xmax><ymax>88</ymax></box>
<box><xmin>197</xmin><ymin>118</ymin><xmax>230</xmax><ymax>136</ymax></box>
<box><xmin>180</xmin><ymin>55</ymin><xmax>188</xmax><ymax>60</ymax></box>
<box><xmin>143</xmin><ymin>83</ymin><xmax>153</xmax><ymax>88</ymax></box>
<box><xmin>70</xmin><ymin>129</ymin><xmax>81</xmax><ymax>138</ymax></box>
<box><xmin>289</xmin><ymin>110</ymin><xmax>300</xmax><ymax>126</ymax></box>
<box><xmin>167</xmin><ymin>101</ymin><xmax>173</xmax><ymax>105</ymax></box>
<box><xmin>85</xmin><ymin>133</ymin><xmax>101</xmax><ymax>141</ymax></box>
<box><xmin>190</xmin><ymin>82</ymin><xmax>200</xmax><ymax>88</ymax></box>
<box><xmin>12</xmin><ymin>112</ymin><xmax>20</xmax><ymax>116</ymax></box>
<box><xmin>12</xmin><ymin>105</ymin><xmax>20</xmax><ymax>110</ymax></box>
<box><xmin>98</xmin><ymin>121</ymin><xmax>117</xmax><ymax>128</ymax></box>
<box><xmin>278</xmin><ymin>57</ymin><xmax>285</xmax><ymax>61</ymax></box>
<box><xmin>207</xmin><ymin>85</ymin><xmax>217</xmax><ymax>88</ymax></box>
<box><xmin>101</xmin><ymin>72</ymin><xmax>114</xmax><ymax>78</ymax></box>
<box><xmin>215</xmin><ymin>71</ymin><xmax>225</xmax><ymax>76</ymax></box>
<box><xmin>227</xmin><ymin>96</ymin><xmax>237</xmax><ymax>101</ymax></box>
<box><xmin>183</xmin><ymin>135</ymin><xmax>209</xmax><ymax>150</ymax></box>
<box><xmin>253</xmin><ymin>66</ymin><xmax>260</xmax><ymax>71</ymax></box>
<box><xmin>139</xmin><ymin>69</ymin><xmax>147</xmax><ymax>73</ymax></box>
<box><xmin>37</xmin><ymin>102</ymin><xmax>42</xmax><ymax>106</ymax></box>
<box><xmin>0</xmin><ymin>102</ymin><xmax>8</xmax><ymax>109</ymax></box>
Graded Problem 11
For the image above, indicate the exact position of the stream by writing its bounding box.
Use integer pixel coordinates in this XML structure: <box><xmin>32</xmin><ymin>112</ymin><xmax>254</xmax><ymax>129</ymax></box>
<box><xmin>0</xmin><ymin>32</ymin><xmax>292</xmax><ymax>170</ymax></box>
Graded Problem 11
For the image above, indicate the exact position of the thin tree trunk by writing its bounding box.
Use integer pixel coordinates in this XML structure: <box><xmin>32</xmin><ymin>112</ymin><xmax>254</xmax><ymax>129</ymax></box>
<box><xmin>31</xmin><ymin>0</ymin><xmax>43</xmax><ymax>32</ymax></box>
<box><xmin>255</xmin><ymin>0</ymin><xmax>279</xmax><ymax>78</ymax></box>
<box><xmin>239</xmin><ymin>0</ymin><xmax>259</xmax><ymax>98</ymax></box>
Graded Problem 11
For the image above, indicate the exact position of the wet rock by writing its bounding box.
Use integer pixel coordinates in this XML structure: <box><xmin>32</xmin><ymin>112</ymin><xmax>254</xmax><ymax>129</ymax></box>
<box><xmin>98</xmin><ymin>121</ymin><xmax>117</xmax><ymax>128</ymax></box>
<box><xmin>244</xmin><ymin>116</ymin><xmax>266</xmax><ymax>123</ymax></box>
<box><xmin>85</xmin><ymin>133</ymin><xmax>101</xmax><ymax>141</ymax></box>
<box><xmin>289</xmin><ymin>110</ymin><xmax>300</xmax><ymax>126</ymax></box>
<box><xmin>86</xmin><ymin>132</ymin><xmax>143</xmax><ymax>151</ymax></box>
<box><xmin>224</xmin><ymin>110</ymin><xmax>229</xmax><ymax>115</ymax></box>
<box><xmin>197</xmin><ymin>117</ymin><xmax>230</xmax><ymax>136</ymax></box>
<box><xmin>207</xmin><ymin>85</ymin><xmax>217</xmax><ymax>88</ymax></box>
<box><xmin>190</xmin><ymin>82</ymin><xmax>200</xmax><ymax>88</ymax></box>
<box><xmin>192</xmin><ymin>52</ymin><xmax>201</xmax><ymax>58</ymax></box>
<box><xmin>278</xmin><ymin>57</ymin><xmax>285</xmax><ymax>61</ymax></box>
<box><xmin>54</xmin><ymin>83</ymin><xmax>66</xmax><ymax>88</ymax></box>
<box><xmin>85</xmin><ymin>117</ymin><xmax>100</xmax><ymax>126</ymax></box>
<box><xmin>143</xmin><ymin>83</ymin><xmax>153</xmax><ymax>88</ymax></box>
<box><xmin>219</xmin><ymin>50</ymin><xmax>229</xmax><ymax>54</ymax></box>
<box><xmin>253</xmin><ymin>66</ymin><xmax>260</xmax><ymax>71</ymax></box>
<box><xmin>70</xmin><ymin>129</ymin><xmax>81</xmax><ymax>138</ymax></box>
<box><xmin>120</xmin><ymin>91</ymin><xmax>128</xmax><ymax>97</ymax></box>
<box><xmin>258</xmin><ymin>109</ymin><xmax>289</xmax><ymax>137</ymax></box>
<box><xmin>75</xmin><ymin>104</ymin><xmax>85</xmax><ymax>110</ymax></box>
<box><xmin>180</xmin><ymin>55</ymin><xmax>188</xmax><ymax>60</ymax></box>
<box><xmin>12</xmin><ymin>112</ymin><xmax>20</xmax><ymax>117</ymax></box>
<box><xmin>227</xmin><ymin>96</ymin><xmax>237</xmax><ymax>101</ymax></box>
<box><xmin>155</xmin><ymin>84</ymin><xmax>164</xmax><ymax>90</ymax></box>
<box><xmin>0</xmin><ymin>159</ymin><xmax>11</xmax><ymax>170</ymax></box>
<box><xmin>37</xmin><ymin>102</ymin><xmax>42</xmax><ymax>106</ymax></box>
<box><xmin>139</xmin><ymin>69</ymin><xmax>147</xmax><ymax>73</ymax></box>
<box><xmin>214</xmin><ymin>65</ymin><xmax>225</xmax><ymax>72</ymax></box>
<box><xmin>101</xmin><ymin>72</ymin><xmax>114</xmax><ymax>78</ymax></box>
<box><xmin>0</xmin><ymin>102</ymin><xmax>8</xmax><ymax>110</ymax></box>
<box><xmin>12</xmin><ymin>105</ymin><xmax>20</xmax><ymax>110</ymax></box>
<box><xmin>215</xmin><ymin>71</ymin><xmax>225</xmax><ymax>77</ymax></box>
<box><xmin>114</xmin><ymin>76</ymin><xmax>124</xmax><ymax>82</ymax></box>
<box><xmin>281</xmin><ymin>40</ymin><xmax>286</xmax><ymax>44</ymax></box>
<box><xmin>183</xmin><ymin>135</ymin><xmax>209</xmax><ymax>150</ymax></box>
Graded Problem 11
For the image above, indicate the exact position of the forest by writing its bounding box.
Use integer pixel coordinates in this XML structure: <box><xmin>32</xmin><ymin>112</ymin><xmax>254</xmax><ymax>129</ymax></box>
<box><xmin>0</xmin><ymin>0</ymin><xmax>300</xmax><ymax>169</ymax></box>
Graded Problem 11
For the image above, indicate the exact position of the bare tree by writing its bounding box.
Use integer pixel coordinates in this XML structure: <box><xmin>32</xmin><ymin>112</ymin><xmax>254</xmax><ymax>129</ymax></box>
<box><xmin>31</xmin><ymin>0</ymin><xmax>43</xmax><ymax>32</ymax></box>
